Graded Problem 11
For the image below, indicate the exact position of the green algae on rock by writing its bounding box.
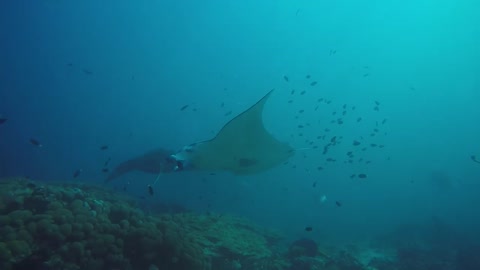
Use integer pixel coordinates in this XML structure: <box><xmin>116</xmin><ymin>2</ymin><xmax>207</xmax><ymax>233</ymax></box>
<box><xmin>0</xmin><ymin>178</ymin><xmax>287</xmax><ymax>270</ymax></box>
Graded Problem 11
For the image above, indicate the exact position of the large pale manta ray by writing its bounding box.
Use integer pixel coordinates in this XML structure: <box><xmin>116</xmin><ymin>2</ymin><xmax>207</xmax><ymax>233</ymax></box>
<box><xmin>105</xmin><ymin>90</ymin><xmax>294</xmax><ymax>182</ymax></box>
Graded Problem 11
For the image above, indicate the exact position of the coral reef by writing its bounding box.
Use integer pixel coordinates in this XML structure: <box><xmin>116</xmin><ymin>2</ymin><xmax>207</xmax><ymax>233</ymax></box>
<box><xmin>3</xmin><ymin>177</ymin><xmax>473</xmax><ymax>270</ymax></box>
<box><xmin>0</xmin><ymin>177</ymin><xmax>286</xmax><ymax>270</ymax></box>
<box><xmin>288</xmin><ymin>238</ymin><xmax>318</xmax><ymax>258</ymax></box>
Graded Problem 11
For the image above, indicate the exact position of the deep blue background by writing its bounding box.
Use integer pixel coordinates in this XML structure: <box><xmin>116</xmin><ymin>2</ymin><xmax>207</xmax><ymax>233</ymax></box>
<box><xmin>1</xmin><ymin>0</ymin><xmax>479</xmax><ymax>244</ymax></box>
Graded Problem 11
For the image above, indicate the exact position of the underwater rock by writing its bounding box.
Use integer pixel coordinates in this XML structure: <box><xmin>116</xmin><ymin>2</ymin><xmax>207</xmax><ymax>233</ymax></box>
<box><xmin>326</xmin><ymin>250</ymin><xmax>364</xmax><ymax>270</ymax></box>
<box><xmin>456</xmin><ymin>244</ymin><xmax>480</xmax><ymax>270</ymax></box>
<box><xmin>368</xmin><ymin>257</ymin><xmax>398</xmax><ymax>270</ymax></box>
<box><xmin>288</xmin><ymin>238</ymin><xmax>318</xmax><ymax>258</ymax></box>
<box><xmin>0</xmin><ymin>177</ymin><xmax>286</xmax><ymax>270</ymax></box>
<box><xmin>23</xmin><ymin>186</ymin><xmax>55</xmax><ymax>213</ymax></box>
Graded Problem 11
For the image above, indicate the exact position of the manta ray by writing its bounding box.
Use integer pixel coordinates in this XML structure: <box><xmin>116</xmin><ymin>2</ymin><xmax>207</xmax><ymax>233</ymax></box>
<box><xmin>106</xmin><ymin>89</ymin><xmax>294</xmax><ymax>182</ymax></box>
<box><xmin>105</xmin><ymin>148</ymin><xmax>177</xmax><ymax>182</ymax></box>
<box><xmin>171</xmin><ymin>89</ymin><xmax>294</xmax><ymax>174</ymax></box>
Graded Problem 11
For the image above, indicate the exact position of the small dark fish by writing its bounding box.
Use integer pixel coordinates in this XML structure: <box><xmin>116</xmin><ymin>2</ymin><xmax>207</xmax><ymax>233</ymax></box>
<box><xmin>298</xmin><ymin>125</ymin><xmax>304</xmax><ymax>128</ymax></box>
<box><xmin>353</xmin><ymin>140</ymin><xmax>361</xmax><ymax>146</ymax></box>
<box><xmin>298</xmin><ymin>109</ymin><xmax>304</xmax><ymax>113</ymax></box>
<box><xmin>67</xmin><ymin>62</ymin><xmax>73</xmax><ymax>67</ymax></box>
<box><xmin>306</xmin><ymin>75</ymin><xmax>311</xmax><ymax>79</ymax></box>
<box><xmin>358</xmin><ymin>173</ymin><xmax>367</xmax><ymax>179</ymax></box>
<box><xmin>337</xmin><ymin>118</ymin><xmax>344</xmax><ymax>125</ymax></box>
<box><xmin>291</xmin><ymin>89</ymin><xmax>295</xmax><ymax>95</ymax></box>
<box><xmin>288</xmin><ymin>100</ymin><xmax>293</xmax><ymax>104</ymax></box>
<box><xmin>180</xmin><ymin>104</ymin><xmax>189</xmax><ymax>111</ymax></box>
<box><xmin>382</xmin><ymin>118</ymin><xmax>387</xmax><ymax>125</ymax></box>
<box><xmin>332</xmin><ymin>111</ymin><xmax>337</xmax><ymax>115</ymax></box>
<box><xmin>82</xmin><ymin>69</ymin><xmax>93</xmax><ymax>75</ymax></box>
<box><xmin>220</xmin><ymin>102</ymin><xmax>225</xmax><ymax>108</ymax></box>
<box><xmin>375</xmin><ymin>101</ymin><xmax>380</xmax><ymax>106</ymax></box>
<box><xmin>471</xmin><ymin>155</ymin><xmax>480</xmax><ymax>164</ymax></box>
<box><xmin>318</xmin><ymin>98</ymin><xmax>324</xmax><ymax>102</ymax></box>
<box><xmin>295</xmin><ymin>9</ymin><xmax>300</xmax><ymax>16</ymax></box>
<box><xmin>352</xmin><ymin>106</ymin><xmax>356</xmax><ymax>110</ymax></box>
<box><xmin>29</xmin><ymin>138</ymin><xmax>43</xmax><ymax>147</ymax></box>
<box><xmin>283</xmin><ymin>75</ymin><xmax>289</xmax><ymax>82</ymax></box>
<box><xmin>329</xmin><ymin>49</ymin><xmax>337</xmax><ymax>55</ymax></box>
<box><xmin>374</xmin><ymin>106</ymin><xmax>379</xmax><ymax>111</ymax></box>
<box><xmin>330</xmin><ymin>136</ymin><xmax>337</xmax><ymax>143</ymax></box>
<box><xmin>310</xmin><ymin>81</ymin><xmax>317</xmax><ymax>86</ymax></box>
<box><xmin>312</xmin><ymin>181</ymin><xmax>317</xmax><ymax>187</ymax></box>
<box><xmin>305</xmin><ymin>226</ymin><xmax>313</xmax><ymax>232</ymax></box>
<box><xmin>104</xmin><ymin>157</ymin><xmax>111</xmax><ymax>167</ymax></box>
<box><xmin>357</xmin><ymin>117</ymin><xmax>362</xmax><ymax>122</ymax></box>
<box><xmin>335</xmin><ymin>201</ymin><xmax>342</xmax><ymax>207</ymax></box>
<box><xmin>363</xmin><ymin>73</ymin><xmax>369</xmax><ymax>77</ymax></box>
<box><xmin>224</xmin><ymin>111</ymin><xmax>232</xmax><ymax>116</ymax></box>
<box><xmin>73</xmin><ymin>169</ymin><xmax>83</xmax><ymax>178</ymax></box>
<box><xmin>102</xmin><ymin>168</ymin><xmax>109</xmax><ymax>173</ymax></box>
<box><xmin>317</xmin><ymin>166</ymin><xmax>323</xmax><ymax>171</ymax></box>
<box><xmin>326</xmin><ymin>158</ymin><xmax>336</xmax><ymax>162</ymax></box>
<box><xmin>0</xmin><ymin>116</ymin><xmax>7</xmax><ymax>125</ymax></box>
<box><xmin>370</xmin><ymin>144</ymin><xmax>377</xmax><ymax>147</ymax></box>
<box><xmin>300</xmin><ymin>90</ymin><xmax>306</xmax><ymax>95</ymax></box>
<box><xmin>147</xmin><ymin>185</ymin><xmax>154</xmax><ymax>196</ymax></box>
<box><xmin>350</xmin><ymin>174</ymin><xmax>356</xmax><ymax>179</ymax></box>
<box><xmin>326</xmin><ymin>100</ymin><xmax>332</xmax><ymax>104</ymax></box>
<box><xmin>100</xmin><ymin>145</ymin><xmax>109</xmax><ymax>150</ymax></box>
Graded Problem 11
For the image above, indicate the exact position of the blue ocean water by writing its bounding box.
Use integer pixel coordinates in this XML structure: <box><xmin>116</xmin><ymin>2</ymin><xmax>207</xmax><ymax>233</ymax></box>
<box><xmin>1</xmin><ymin>0</ymin><xmax>479</xmax><ymax>269</ymax></box>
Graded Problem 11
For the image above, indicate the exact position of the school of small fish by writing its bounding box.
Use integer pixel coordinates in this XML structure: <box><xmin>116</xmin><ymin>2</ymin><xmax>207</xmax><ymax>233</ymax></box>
<box><xmin>4</xmin><ymin>52</ymin><xmax>475</xmax><ymax>235</ymax></box>
<box><xmin>282</xmin><ymin>73</ymin><xmax>389</xmax><ymax>182</ymax></box>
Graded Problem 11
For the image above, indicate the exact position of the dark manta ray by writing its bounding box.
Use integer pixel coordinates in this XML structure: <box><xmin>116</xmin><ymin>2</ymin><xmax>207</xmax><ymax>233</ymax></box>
<box><xmin>105</xmin><ymin>148</ymin><xmax>177</xmax><ymax>182</ymax></box>
<box><xmin>106</xmin><ymin>90</ymin><xmax>293</xmax><ymax>181</ymax></box>
<box><xmin>171</xmin><ymin>90</ymin><xmax>295</xmax><ymax>174</ymax></box>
